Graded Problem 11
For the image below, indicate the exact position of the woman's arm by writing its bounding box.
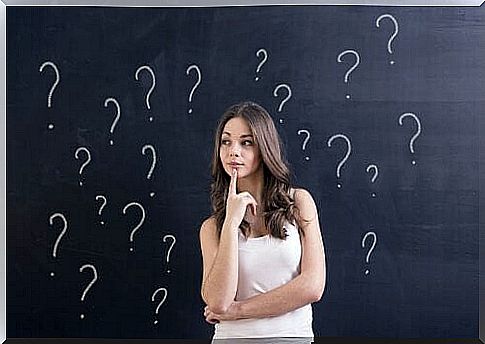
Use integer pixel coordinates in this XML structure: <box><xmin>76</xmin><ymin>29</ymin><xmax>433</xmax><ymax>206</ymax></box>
<box><xmin>206</xmin><ymin>188</ymin><xmax>326</xmax><ymax>321</ymax></box>
<box><xmin>200</xmin><ymin>217</ymin><xmax>240</xmax><ymax>314</ymax></box>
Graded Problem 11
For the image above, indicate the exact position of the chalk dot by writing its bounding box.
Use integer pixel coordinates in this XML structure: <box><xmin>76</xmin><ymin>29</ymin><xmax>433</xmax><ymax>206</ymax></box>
<box><xmin>167</xmin><ymin>269</ymin><xmax>171</xmax><ymax>274</ymax></box>
<box><xmin>130</xmin><ymin>247</ymin><xmax>134</xmax><ymax>252</ymax></box>
<box><xmin>279</xmin><ymin>118</ymin><xmax>284</xmax><ymax>124</ymax></box>
<box><xmin>371</xmin><ymin>193</ymin><xmax>376</xmax><ymax>198</ymax></box>
<box><xmin>50</xmin><ymin>272</ymin><xmax>55</xmax><ymax>277</ymax></box>
<box><xmin>337</xmin><ymin>183</ymin><xmax>341</xmax><ymax>189</ymax></box>
<box><xmin>390</xmin><ymin>60</ymin><xmax>395</xmax><ymax>65</ymax></box>
<box><xmin>188</xmin><ymin>108</ymin><xmax>193</xmax><ymax>114</ymax></box>
<box><xmin>109</xmin><ymin>140</ymin><xmax>114</xmax><ymax>146</ymax></box>
<box><xmin>412</xmin><ymin>160</ymin><xmax>416</xmax><ymax>165</ymax></box>
<box><xmin>346</xmin><ymin>94</ymin><xmax>351</xmax><ymax>100</ymax></box>
<box><xmin>149</xmin><ymin>117</ymin><xmax>153</xmax><ymax>122</ymax></box>
<box><xmin>154</xmin><ymin>320</ymin><xmax>158</xmax><ymax>325</ymax></box>
<box><xmin>80</xmin><ymin>314</ymin><xmax>85</xmax><ymax>319</ymax></box>
<box><xmin>79</xmin><ymin>181</ymin><xmax>83</xmax><ymax>186</ymax></box>
<box><xmin>365</xmin><ymin>270</ymin><xmax>370</xmax><ymax>275</ymax></box>
<box><xmin>150</xmin><ymin>192</ymin><xmax>155</xmax><ymax>197</ymax></box>
<box><xmin>48</xmin><ymin>124</ymin><xmax>54</xmax><ymax>130</ymax></box>
<box><xmin>305</xmin><ymin>156</ymin><xmax>310</xmax><ymax>161</ymax></box>
<box><xmin>100</xmin><ymin>221</ymin><xmax>105</xmax><ymax>225</ymax></box>
<box><xmin>255</xmin><ymin>76</ymin><xmax>259</xmax><ymax>81</ymax></box>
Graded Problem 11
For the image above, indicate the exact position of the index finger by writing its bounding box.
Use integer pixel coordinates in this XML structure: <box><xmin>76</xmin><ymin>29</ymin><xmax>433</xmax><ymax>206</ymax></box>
<box><xmin>229</xmin><ymin>168</ymin><xmax>237</xmax><ymax>195</ymax></box>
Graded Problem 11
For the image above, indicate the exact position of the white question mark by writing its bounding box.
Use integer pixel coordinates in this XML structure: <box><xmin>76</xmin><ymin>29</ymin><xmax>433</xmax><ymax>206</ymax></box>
<box><xmin>48</xmin><ymin>212</ymin><xmax>67</xmax><ymax>277</ymax></box>
<box><xmin>95</xmin><ymin>195</ymin><xmax>107</xmax><ymax>225</ymax></box>
<box><xmin>122</xmin><ymin>202</ymin><xmax>146</xmax><ymax>252</ymax></box>
<box><xmin>103</xmin><ymin>97</ymin><xmax>121</xmax><ymax>146</ymax></box>
<box><xmin>337</xmin><ymin>50</ymin><xmax>360</xmax><ymax>100</ymax></box>
<box><xmin>366</xmin><ymin>164</ymin><xmax>379</xmax><ymax>198</ymax></box>
<box><xmin>142</xmin><ymin>144</ymin><xmax>157</xmax><ymax>197</ymax></box>
<box><xmin>186</xmin><ymin>64</ymin><xmax>201</xmax><ymax>114</ymax></box>
<box><xmin>135</xmin><ymin>65</ymin><xmax>156</xmax><ymax>122</ymax></box>
<box><xmin>74</xmin><ymin>147</ymin><xmax>91</xmax><ymax>186</ymax></box>
<box><xmin>398</xmin><ymin>112</ymin><xmax>421</xmax><ymax>166</ymax></box>
<box><xmin>361</xmin><ymin>231</ymin><xmax>377</xmax><ymax>275</ymax></box>
<box><xmin>162</xmin><ymin>234</ymin><xmax>176</xmax><ymax>273</ymax></box>
<box><xmin>376</xmin><ymin>14</ymin><xmax>399</xmax><ymax>65</ymax></box>
<box><xmin>273</xmin><ymin>83</ymin><xmax>292</xmax><ymax>124</ymax></box>
<box><xmin>39</xmin><ymin>61</ymin><xmax>60</xmax><ymax>111</ymax></box>
<box><xmin>79</xmin><ymin>264</ymin><xmax>98</xmax><ymax>319</ymax></box>
<box><xmin>327</xmin><ymin>134</ymin><xmax>352</xmax><ymax>189</ymax></box>
<box><xmin>151</xmin><ymin>287</ymin><xmax>168</xmax><ymax>325</ymax></box>
<box><xmin>297</xmin><ymin>129</ymin><xmax>311</xmax><ymax>161</ymax></box>
<box><xmin>254</xmin><ymin>48</ymin><xmax>268</xmax><ymax>81</ymax></box>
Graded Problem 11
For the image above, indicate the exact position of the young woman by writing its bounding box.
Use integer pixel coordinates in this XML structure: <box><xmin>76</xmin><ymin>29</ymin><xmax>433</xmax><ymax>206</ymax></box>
<box><xmin>199</xmin><ymin>101</ymin><xmax>326</xmax><ymax>343</ymax></box>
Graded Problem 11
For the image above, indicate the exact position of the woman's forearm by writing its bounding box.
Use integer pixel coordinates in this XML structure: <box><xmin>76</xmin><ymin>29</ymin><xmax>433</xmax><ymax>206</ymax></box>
<box><xmin>235</xmin><ymin>273</ymin><xmax>319</xmax><ymax>319</ymax></box>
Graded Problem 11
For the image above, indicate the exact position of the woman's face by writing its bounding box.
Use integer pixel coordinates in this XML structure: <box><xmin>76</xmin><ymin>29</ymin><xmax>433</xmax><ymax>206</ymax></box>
<box><xmin>219</xmin><ymin>117</ymin><xmax>263</xmax><ymax>178</ymax></box>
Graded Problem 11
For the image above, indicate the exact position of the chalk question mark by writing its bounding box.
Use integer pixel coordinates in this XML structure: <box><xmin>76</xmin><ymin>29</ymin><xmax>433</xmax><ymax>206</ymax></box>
<box><xmin>337</xmin><ymin>50</ymin><xmax>360</xmax><ymax>100</ymax></box>
<box><xmin>162</xmin><ymin>234</ymin><xmax>176</xmax><ymax>273</ymax></box>
<box><xmin>142</xmin><ymin>144</ymin><xmax>157</xmax><ymax>198</ymax></box>
<box><xmin>376</xmin><ymin>14</ymin><xmax>399</xmax><ymax>65</ymax></box>
<box><xmin>398</xmin><ymin>112</ymin><xmax>421</xmax><ymax>165</ymax></box>
<box><xmin>39</xmin><ymin>61</ymin><xmax>60</xmax><ymax>130</ymax></box>
<box><xmin>327</xmin><ymin>134</ymin><xmax>352</xmax><ymax>189</ymax></box>
<box><xmin>122</xmin><ymin>202</ymin><xmax>146</xmax><ymax>252</ymax></box>
<box><xmin>186</xmin><ymin>64</ymin><xmax>201</xmax><ymax>114</ymax></box>
<box><xmin>79</xmin><ymin>264</ymin><xmax>98</xmax><ymax>319</ymax></box>
<box><xmin>297</xmin><ymin>129</ymin><xmax>311</xmax><ymax>161</ymax></box>
<box><xmin>75</xmin><ymin>146</ymin><xmax>91</xmax><ymax>186</ymax></box>
<box><xmin>366</xmin><ymin>164</ymin><xmax>379</xmax><ymax>198</ymax></box>
<box><xmin>361</xmin><ymin>231</ymin><xmax>377</xmax><ymax>275</ymax></box>
<box><xmin>273</xmin><ymin>83</ymin><xmax>292</xmax><ymax>124</ymax></box>
<box><xmin>103</xmin><ymin>97</ymin><xmax>121</xmax><ymax>146</ymax></box>
<box><xmin>48</xmin><ymin>212</ymin><xmax>67</xmax><ymax>277</ymax></box>
<box><xmin>135</xmin><ymin>65</ymin><xmax>156</xmax><ymax>122</ymax></box>
<box><xmin>95</xmin><ymin>195</ymin><xmax>107</xmax><ymax>225</ymax></box>
<box><xmin>151</xmin><ymin>287</ymin><xmax>168</xmax><ymax>325</ymax></box>
<box><xmin>254</xmin><ymin>48</ymin><xmax>268</xmax><ymax>81</ymax></box>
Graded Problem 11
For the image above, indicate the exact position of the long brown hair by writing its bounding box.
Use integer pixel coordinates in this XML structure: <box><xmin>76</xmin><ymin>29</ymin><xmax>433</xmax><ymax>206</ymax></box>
<box><xmin>209</xmin><ymin>101</ymin><xmax>310</xmax><ymax>241</ymax></box>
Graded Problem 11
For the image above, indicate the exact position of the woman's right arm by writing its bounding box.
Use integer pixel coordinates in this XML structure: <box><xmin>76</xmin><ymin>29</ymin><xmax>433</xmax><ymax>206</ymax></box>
<box><xmin>199</xmin><ymin>217</ymin><xmax>239</xmax><ymax>314</ymax></box>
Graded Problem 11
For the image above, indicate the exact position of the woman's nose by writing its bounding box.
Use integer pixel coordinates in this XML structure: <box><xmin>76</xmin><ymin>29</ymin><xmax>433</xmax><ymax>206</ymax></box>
<box><xmin>230</xmin><ymin>143</ymin><xmax>241</xmax><ymax>156</ymax></box>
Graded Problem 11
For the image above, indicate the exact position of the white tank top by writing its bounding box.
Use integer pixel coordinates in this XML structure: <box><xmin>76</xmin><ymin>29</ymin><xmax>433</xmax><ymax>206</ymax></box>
<box><xmin>213</xmin><ymin>217</ymin><xmax>314</xmax><ymax>339</ymax></box>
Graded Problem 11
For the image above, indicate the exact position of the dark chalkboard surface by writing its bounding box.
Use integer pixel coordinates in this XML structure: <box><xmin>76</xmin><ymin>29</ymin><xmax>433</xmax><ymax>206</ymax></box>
<box><xmin>7</xmin><ymin>4</ymin><xmax>484</xmax><ymax>340</ymax></box>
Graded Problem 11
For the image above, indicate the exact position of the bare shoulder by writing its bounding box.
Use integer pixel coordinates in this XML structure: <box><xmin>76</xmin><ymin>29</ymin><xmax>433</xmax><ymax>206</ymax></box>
<box><xmin>291</xmin><ymin>187</ymin><xmax>318</xmax><ymax>224</ymax></box>
<box><xmin>291</xmin><ymin>187</ymin><xmax>315</xmax><ymax>205</ymax></box>
<box><xmin>200</xmin><ymin>216</ymin><xmax>217</xmax><ymax>235</ymax></box>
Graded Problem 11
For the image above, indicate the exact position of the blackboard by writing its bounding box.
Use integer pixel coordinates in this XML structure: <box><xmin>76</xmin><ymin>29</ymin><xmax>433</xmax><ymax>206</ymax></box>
<box><xmin>6</xmin><ymin>4</ymin><xmax>484</xmax><ymax>341</ymax></box>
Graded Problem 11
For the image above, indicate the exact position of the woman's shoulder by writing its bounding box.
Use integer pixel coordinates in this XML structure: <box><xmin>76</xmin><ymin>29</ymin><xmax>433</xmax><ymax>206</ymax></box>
<box><xmin>290</xmin><ymin>187</ymin><xmax>313</xmax><ymax>200</ymax></box>
<box><xmin>199</xmin><ymin>216</ymin><xmax>217</xmax><ymax>235</ymax></box>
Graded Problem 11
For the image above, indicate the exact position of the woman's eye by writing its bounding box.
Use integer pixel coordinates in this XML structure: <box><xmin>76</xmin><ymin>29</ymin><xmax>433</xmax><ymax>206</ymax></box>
<box><xmin>243</xmin><ymin>140</ymin><xmax>253</xmax><ymax>145</ymax></box>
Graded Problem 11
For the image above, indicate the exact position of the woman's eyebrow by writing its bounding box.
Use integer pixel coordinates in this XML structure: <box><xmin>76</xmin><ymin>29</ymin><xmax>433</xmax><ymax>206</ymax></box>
<box><xmin>222</xmin><ymin>132</ymin><xmax>253</xmax><ymax>138</ymax></box>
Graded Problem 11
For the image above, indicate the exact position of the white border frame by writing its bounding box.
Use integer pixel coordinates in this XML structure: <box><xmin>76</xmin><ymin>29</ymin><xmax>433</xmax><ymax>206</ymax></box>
<box><xmin>1</xmin><ymin>1</ymin><xmax>483</xmax><ymax>343</ymax></box>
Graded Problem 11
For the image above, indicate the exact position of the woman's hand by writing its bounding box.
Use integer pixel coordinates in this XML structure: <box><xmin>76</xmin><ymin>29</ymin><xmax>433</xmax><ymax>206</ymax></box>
<box><xmin>225</xmin><ymin>168</ymin><xmax>258</xmax><ymax>228</ymax></box>
<box><xmin>204</xmin><ymin>301</ymin><xmax>242</xmax><ymax>324</ymax></box>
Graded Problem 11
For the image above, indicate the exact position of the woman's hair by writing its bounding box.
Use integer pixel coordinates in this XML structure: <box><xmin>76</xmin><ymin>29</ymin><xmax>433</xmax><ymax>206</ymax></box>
<box><xmin>209</xmin><ymin>100</ymin><xmax>310</xmax><ymax>241</ymax></box>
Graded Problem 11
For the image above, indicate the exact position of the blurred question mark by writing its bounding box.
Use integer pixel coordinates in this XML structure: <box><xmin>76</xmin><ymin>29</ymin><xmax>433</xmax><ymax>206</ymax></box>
<box><xmin>48</xmin><ymin>212</ymin><xmax>67</xmax><ymax>277</ymax></box>
<box><xmin>376</xmin><ymin>14</ymin><xmax>399</xmax><ymax>65</ymax></box>
<box><xmin>122</xmin><ymin>202</ymin><xmax>146</xmax><ymax>252</ymax></box>
<box><xmin>366</xmin><ymin>164</ymin><xmax>379</xmax><ymax>198</ymax></box>
<box><xmin>337</xmin><ymin>50</ymin><xmax>360</xmax><ymax>100</ymax></box>
<box><xmin>79</xmin><ymin>264</ymin><xmax>98</xmax><ymax>319</ymax></box>
<box><xmin>162</xmin><ymin>234</ymin><xmax>176</xmax><ymax>273</ymax></box>
<box><xmin>74</xmin><ymin>147</ymin><xmax>91</xmax><ymax>186</ymax></box>
<box><xmin>254</xmin><ymin>48</ymin><xmax>268</xmax><ymax>81</ymax></box>
<box><xmin>297</xmin><ymin>129</ymin><xmax>311</xmax><ymax>161</ymax></box>
<box><xmin>151</xmin><ymin>287</ymin><xmax>168</xmax><ymax>325</ymax></box>
<box><xmin>327</xmin><ymin>134</ymin><xmax>352</xmax><ymax>189</ymax></box>
<box><xmin>273</xmin><ymin>83</ymin><xmax>292</xmax><ymax>124</ymax></box>
<box><xmin>95</xmin><ymin>195</ymin><xmax>107</xmax><ymax>225</ymax></box>
<box><xmin>142</xmin><ymin>144</ymin><xmax>157</xmax><ymax>197</ymax></box>
<box><xmin>186</xmin><ymin>64</ymin><xmax>201</xmax><ymax>114</ymax></box>
<box><xmin>39</xmin><ymin>61</ymin><xmax>60</xmax><ymax>130</ymax></box>
<box><xmin>103</xmin><ymin>97</ymin><xmax>121</xmax><ymax>146</ymax></box>
<box><xmin>361</xmin><ymin>231</ymin><xmax>377</xmax><ymax>275</ymax></box>
<box><xmin>135</xmin><ymin>65</ymin><xmax>156</xmax><ymax>122</ymax></box>
<box><xmin>398</xmin><ymin>112</ymin><xmax>421</xmax><ymax>165</ymax></box>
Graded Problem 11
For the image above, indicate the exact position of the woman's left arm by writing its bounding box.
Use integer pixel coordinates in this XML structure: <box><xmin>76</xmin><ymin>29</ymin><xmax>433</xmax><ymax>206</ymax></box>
<box><xmin>206</xmin><ymin>188</ymin><xmax>326</xmax><ymax>321</ymax></box>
